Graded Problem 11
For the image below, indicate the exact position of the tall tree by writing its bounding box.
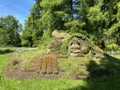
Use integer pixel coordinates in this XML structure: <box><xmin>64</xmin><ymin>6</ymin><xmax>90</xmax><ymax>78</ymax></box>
<box><xmin>40</xmin><ymin>0</ymin><xmax>64</xmax><ymax>38</ymax></box>
<box><xmin>22</xmin><ymin>0</ymin><xmax>120</xmax><ymax>48</ymax></box>
<box><xmin>22</xmin><ymin>0</ymin><xmax>42</xmax><ymax>47</ymax></box>
<box><xmin>102</xmin><ymin>0</ymin><xmax>120</xmax><ymax>46</ymax></box>
<box><xmin>0</xmin><ymin>15</ymin><xmax>21</xmax><ymax>46</ymax></box>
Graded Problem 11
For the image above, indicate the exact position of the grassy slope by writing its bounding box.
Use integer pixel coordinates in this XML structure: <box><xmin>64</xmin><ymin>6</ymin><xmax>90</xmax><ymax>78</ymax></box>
<box><xmin>0</xmin><ymin>52</ymin><xmax>120</xmax><ymax>90</ymax></box>
<box><xmin>0</xmin><ymin>53</ymin><xmax>84</xmax><ymax>90</ymax></box>
<box><xmin>0</xmin><ymin>54</ymin><xmax>8</xmax><ymax>71</ymax></box>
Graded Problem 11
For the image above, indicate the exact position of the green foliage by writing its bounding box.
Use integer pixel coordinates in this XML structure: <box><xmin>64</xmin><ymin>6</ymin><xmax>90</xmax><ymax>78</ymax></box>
<box><xmin>22</xmin><ymin>0</ymin><xmax>120</xmax><ymax>49</ymax></box>
<box><xmin>106</xmin><ymin>43</ymin><xmax>119</xmax><ymax>51</ymax></box>
<box><xmin>21</xmin><ymin>0</ymin><xmax>43</xmax><ymax>47</ymax></box>
<box><xmin>59</xmin><ymin>54</ymin><xmax>120</xmax><ymax>79</ymax></box>
<box><xmin>71</xmin><ymin>33</ymin><xmax>88</xmax><ymax>40</ymax></box>
<box><xmin>60</xmin><ymin>40</ymin><xmax>69</xmax><ymax>55</ymax></box>
<box><xmin>58</xmin><ymin>57</ymin><xmax>90</xmax><ymax>79</ymax></box>
<box><xmin>5</xmin><ymin>53</ymin><xmax>21</xmax><ymax>70</ymax></box>
<box><xmin>0</xmin><ymin>15</ymin><xmax>22</xmax><ymax>47</ymax></box>
<box><xmin>0</xmin><ymin>49</ymin><xmax>13</xmax><ymax>54</ymax></box>
<box><xmin>0</xmin><ymin>54</ymin><xmax>8</xmax><ymax>72</ymax></box>
<box><xmin>38</xmin><ymin>35</ymin><xmax>52</xmax><ymax>49</ymax></box>
<box><xmin>87</xmin><ymin>55</ymin><xmax>120</xmax><ymax>77</ymax></box>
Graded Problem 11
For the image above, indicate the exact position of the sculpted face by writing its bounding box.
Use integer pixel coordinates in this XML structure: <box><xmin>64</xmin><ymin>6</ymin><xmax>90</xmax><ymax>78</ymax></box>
<box><xmin>68</xmin><ymin>37</ymin><xmax>89</xmax><ymax>57</ymax></box>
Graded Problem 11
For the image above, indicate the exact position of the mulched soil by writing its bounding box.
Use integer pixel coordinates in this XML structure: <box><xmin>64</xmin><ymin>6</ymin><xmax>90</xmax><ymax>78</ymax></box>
<box><xmin>2</xmin><ymin>68</ymin><xmax>65</xmax><ymax>80</ymax></box>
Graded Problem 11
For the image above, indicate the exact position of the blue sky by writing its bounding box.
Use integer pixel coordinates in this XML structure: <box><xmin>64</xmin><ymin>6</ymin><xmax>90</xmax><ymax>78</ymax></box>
<box><xmin>0</xmin><ymin>0</ymin><xmax>35</xmax><ymax>27</ymax></box>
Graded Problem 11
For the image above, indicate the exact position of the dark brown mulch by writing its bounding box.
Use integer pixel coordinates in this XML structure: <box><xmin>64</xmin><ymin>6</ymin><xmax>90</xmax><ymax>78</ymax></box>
<box><xmin>2</xmin><ymin>68</ymin><xmax>65</xmax><ymax>80</ymax></box>
<box><xmin>2</xmin><ymin>69</ymin><xmax>35</xmax><ymax>80</ymax></box>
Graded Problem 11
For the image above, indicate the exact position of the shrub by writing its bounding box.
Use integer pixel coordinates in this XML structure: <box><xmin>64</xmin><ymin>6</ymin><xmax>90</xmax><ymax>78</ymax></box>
<box><xmin>0</xmin><ymin>49</ymin><xmax>13</xmax><ymax>54</ymax></box>
<box><xmin>87</xmin><ymin>55</ymin><xmax>120</xmax><ymax>78</ymax></box>
<box><xmin>38</xmin><ymin>30</ymin><xmax>53</xmax><ymax>49</ymax></box>
<box><xmin>105</xmin><ymin>43</ymin><xmax>119</xmax><ymax>51</ymax></box>
<box><xmin>60</xmin><ymin>40</ymin><xmax>69</xmax><ymax>55</ymax></box>
<box><xmin>58</xmin><ymin>57</ymin><xmax>90</xmax><ymax>79</ymax></box>
<box><xmin>5</xmin><ymin>53</ymin><xmax>22</xmax><ymax>70</ymax></box>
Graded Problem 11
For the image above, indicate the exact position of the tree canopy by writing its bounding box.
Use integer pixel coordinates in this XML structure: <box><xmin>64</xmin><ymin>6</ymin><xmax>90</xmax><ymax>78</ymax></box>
<box><xmin>0</xmin><ymin>15</ymin><xmax>22</xmax><ymax>46</ymax></box>
<box><xmin>18</xmin><ymin>0</ymin><xmax>120</xmax><ymax>49</ymax></box>
<box><xmin>0</xmin><ymin>0</ymin><xmax>119</xmax><ymax>50</ymax></box>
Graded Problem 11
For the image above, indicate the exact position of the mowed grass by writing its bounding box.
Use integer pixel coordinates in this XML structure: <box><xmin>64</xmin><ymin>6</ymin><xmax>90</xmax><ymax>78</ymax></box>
<box><xmin>0</xmin><ymin>54</ymin><xmax>8</xmax><ymax>71</ymax></box>
<box><xmin>0</xmin><ymin>51</ymin><xmax>120</xmax><ymax>90</ymax></box>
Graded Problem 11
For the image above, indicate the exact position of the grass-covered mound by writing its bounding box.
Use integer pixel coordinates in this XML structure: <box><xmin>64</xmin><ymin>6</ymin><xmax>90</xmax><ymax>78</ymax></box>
<box><xmin>2</xmin><ymin>48</ymin><xmax>120</xmax><ymax>80</ymax></box>
<box><xmin>0</xmin><ymin>49</ymin><xmax>120</xmax><ymax>90</ymax></box>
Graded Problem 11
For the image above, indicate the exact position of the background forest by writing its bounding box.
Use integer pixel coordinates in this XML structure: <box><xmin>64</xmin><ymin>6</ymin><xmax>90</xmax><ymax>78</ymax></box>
<box><xmin>0</xmin><ymin>0</ymin><xmax>120</xmax><ymax>50</ymax></box>
<box><xmin>0</xmin><ymin>1</ymin><xmax>120</xmax><ymax>90</ymax></box>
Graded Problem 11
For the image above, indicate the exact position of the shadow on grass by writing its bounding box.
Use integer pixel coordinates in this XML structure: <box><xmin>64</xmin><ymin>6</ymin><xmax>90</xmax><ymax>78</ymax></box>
<box><xmin>0</xmin><ymin>49</ymin><xmax>14</xmax><ymax>54</ymax></box>
<box><xmin>67</xmin><ymin>54</ymin><xmax>120</xmax><ymax>90</ymax></box>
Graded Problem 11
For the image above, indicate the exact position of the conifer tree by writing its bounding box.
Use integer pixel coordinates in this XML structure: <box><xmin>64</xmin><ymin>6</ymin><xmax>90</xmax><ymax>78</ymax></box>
<box><xmin>22</xmin><ymin>0</ymin><xmax>120</xmax><ymax>48</ymax></box>
<box><xmin>0</xmin><ymin>15</ymin><xmax>21</xmax><ymax>46</ymax></box>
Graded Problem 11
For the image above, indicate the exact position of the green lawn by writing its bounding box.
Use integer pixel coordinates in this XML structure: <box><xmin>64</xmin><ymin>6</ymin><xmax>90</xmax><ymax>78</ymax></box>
<box><xmin>0</xmin><ymin>54</ymin><xmax>8</xmax><ymax>71</ymax></box>
<box><xmin>0</xmin><ymin>53</ymin><xmax>120</xmax><ymax>90</ymax></box>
